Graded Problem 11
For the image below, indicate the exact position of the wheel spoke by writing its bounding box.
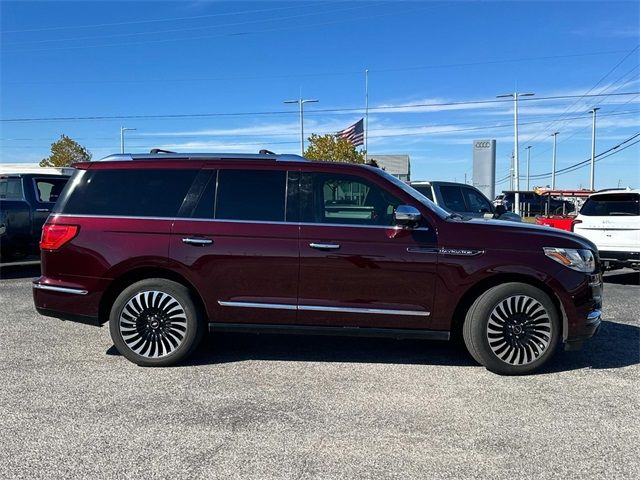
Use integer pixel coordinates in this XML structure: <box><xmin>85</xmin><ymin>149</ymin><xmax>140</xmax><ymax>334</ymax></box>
<box><xmin>486</xmin><ymin>294</ymin><xmax>552</xmax><ymax>366</ymax></box>
<box><xmin>119</xmin><ymin>290</ymin><xmax>188</xmax><ymax>359</ymax></box>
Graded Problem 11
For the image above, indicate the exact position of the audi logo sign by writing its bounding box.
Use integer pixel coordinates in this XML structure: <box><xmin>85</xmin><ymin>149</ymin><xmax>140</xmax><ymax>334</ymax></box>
<box><xmin>475</xmin><ymin>141</ymin><xmax>492</xmax><ymax>148</ymax></box>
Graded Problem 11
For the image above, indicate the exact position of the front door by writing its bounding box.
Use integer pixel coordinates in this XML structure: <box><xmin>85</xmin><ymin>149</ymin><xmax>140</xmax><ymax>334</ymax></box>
<box><xmin>296</xmin><ymin>170</ymin><xmax>438</xmax><ymax>329</ymax></box>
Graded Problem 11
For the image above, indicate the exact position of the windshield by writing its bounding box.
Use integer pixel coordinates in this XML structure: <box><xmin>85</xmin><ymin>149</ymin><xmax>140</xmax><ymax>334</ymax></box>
<box><xmin>371</xmin><ymin>167</ymin><xmax>450</xmax><ymax>219</ymax></box>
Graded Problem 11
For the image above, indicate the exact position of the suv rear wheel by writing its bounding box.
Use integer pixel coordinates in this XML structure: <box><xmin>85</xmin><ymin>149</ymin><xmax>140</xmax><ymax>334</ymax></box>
<box><xmin>463</xmin><ymin>282</ymin><xmax>560</xmax><ymax>375</ymax></box>
<box><xmin>109</xmin><ymin>278</ymin><xmax>204</xmax><ymax>367</ymax></box>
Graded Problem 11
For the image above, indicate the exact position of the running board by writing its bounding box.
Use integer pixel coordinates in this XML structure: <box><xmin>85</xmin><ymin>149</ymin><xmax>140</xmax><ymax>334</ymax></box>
<box><xmin>209</xmin><ymin>322</ymin><xmax>450</xmax><ymax>341</ymax></box>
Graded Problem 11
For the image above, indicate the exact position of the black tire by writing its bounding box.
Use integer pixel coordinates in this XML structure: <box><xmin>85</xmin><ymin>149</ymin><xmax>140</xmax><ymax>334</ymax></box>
<box><xmin>462</xmin><ymin>282</ymin><xmax>560</xmax><ymax>375</ymax></box>
<box><xmin>109</xmin><ymin>278</ymin><xmax>204</xmax><ymax>367</ymax></box>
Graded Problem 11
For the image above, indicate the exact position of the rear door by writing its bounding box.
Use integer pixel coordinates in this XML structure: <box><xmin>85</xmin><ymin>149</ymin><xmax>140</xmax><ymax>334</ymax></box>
<box><xmin>296</xmin><ymin>168</ymin><xmax>437</xmax><ymax>329</ymax></box>
<box><xmin>170</xmin><ymin>167</ymin><xmax>300</xmax><ymax>325</ymax></box>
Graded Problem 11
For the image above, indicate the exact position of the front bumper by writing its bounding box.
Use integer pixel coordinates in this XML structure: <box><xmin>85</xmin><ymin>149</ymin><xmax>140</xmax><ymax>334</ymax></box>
<box><xmin>599</xmin><ymin>250</ymin><xmax>640</xmax><ymax>269</ymax></box>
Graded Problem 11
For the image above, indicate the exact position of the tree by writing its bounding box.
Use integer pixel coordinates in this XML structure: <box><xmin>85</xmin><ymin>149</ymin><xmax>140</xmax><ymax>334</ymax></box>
<box><xmin>304</xmin><ymin>134</ymin><xmax>366</xmax><ymax>164</ymax></box>
<box><xmin>40</xmin><ymin>134</ymin><xmax>92</xmax><ymax>167</ymax></box>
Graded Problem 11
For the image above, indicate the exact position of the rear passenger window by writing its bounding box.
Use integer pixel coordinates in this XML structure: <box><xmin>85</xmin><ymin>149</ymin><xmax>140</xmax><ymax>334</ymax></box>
<box><xmin>54</xmin><ymin>169</ymin><xmax>197</xmax><ymax>217</ymax></box>
<box><xmin>215</xmin><ymin>170</ymin><xmax>286</xmax><ymax>222</ymax></box>
<box><xmin>0</xmin><ymin>178</ymin><xmax>24</xmax><ymax>199</ymax></box>
<box><xmin>33</xmin><ymin>177</ymin><xmax>68</xmax><ymax>203</ymax></box>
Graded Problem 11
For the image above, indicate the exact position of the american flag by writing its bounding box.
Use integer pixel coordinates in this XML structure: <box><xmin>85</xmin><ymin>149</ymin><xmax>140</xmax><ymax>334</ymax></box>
<box><xmin>336</xmin><ymin>118</ymin><xmax>364</xmax><ymax>147</ymax></box>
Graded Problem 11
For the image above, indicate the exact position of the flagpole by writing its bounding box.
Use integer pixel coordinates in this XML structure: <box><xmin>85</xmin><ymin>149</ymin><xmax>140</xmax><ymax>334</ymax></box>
<box><xmin>364</xmin><ymin>68</ymin><xmax>369</xmax><ymax>157</ymax></box>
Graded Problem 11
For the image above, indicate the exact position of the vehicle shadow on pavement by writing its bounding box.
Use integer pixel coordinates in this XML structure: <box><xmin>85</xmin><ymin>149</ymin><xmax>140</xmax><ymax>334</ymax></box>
<box><xmin>182</xmin><ymin>320</ymin><xmax>639</xmax><ymax>373</ymax></box>
<box><xmin>542</xmin><ymin>320</ymin><xmax>639</xmax><ymax>373</ymax></box>
<box><xmin>603</xmin><ymin>271</ymin><xmax>640</xmax><ymax>286</ymax></box>
<box><xmin>188</xmin><ymin>333</ymin><xmax>477</xmax><ymax>368</ymax></box>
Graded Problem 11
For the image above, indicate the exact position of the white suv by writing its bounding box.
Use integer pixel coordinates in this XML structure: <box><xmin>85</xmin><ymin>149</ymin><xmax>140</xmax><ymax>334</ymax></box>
<box><xmin>573</xmin><ymin>189</ymin><xmax>640</xmax><ymax>271</ymax></box>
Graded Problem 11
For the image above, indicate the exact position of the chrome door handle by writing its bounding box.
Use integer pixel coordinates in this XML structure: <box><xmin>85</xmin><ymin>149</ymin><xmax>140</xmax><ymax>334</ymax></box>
<box><xmin>35</xmin><ymin>208</ymin><xmax>50</xmax><ymax>212</ymax></box>
<box><xmin>309</xmin><ymin>242</ymin><xmax>340</xmax><ymax>250</ymax></box>
<box><xmin>182</xmin><ymin>237</ymin><xmax>213</xmax><ymax>246</ymax></box>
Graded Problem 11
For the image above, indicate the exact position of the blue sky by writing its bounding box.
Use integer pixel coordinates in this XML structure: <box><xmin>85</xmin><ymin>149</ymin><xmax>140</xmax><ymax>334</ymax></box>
<box><xmin>1</xmin><ymin>0</ymin><xmax>639</xmax><ymax>191</ymax></box>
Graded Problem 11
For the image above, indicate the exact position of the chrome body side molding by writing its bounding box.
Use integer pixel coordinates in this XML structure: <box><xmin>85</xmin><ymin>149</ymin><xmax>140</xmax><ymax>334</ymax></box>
<box><xmin>218</xmin><ymin>300</ymin><xmax>430</xmax><ymax>317</ymax></box>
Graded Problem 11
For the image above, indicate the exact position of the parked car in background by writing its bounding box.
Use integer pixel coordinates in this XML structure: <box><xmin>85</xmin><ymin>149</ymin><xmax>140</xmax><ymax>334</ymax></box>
<box><xmin>494</xmin><ymin>191</ymin><xmax>573</xmax><ymax>216</ymax></box>
<box><xmin>572</xmin><ymin>188</ymin><xmax>640</xmax><ymax>271</ymax></box>
<box><xmin>0</xmin><ymin>173</ymin><xmax>71</xmax><ymax>261</ymax></box>
<box><xmin>33</xmin><ymin>151</ymin><xmax>602</xmax><ymax>375</ymax></box>
<box><xmin>410</xmin><ymin>181</ymin><xmax>521</xmax><ymax>221</ymax></box>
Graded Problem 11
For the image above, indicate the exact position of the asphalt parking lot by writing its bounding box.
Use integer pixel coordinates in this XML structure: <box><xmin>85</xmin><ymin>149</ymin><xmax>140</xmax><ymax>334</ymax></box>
<box><xmin>1</xmin><ymin>266</ymin><xmax>638</xmax><ymax>479</ymax></box>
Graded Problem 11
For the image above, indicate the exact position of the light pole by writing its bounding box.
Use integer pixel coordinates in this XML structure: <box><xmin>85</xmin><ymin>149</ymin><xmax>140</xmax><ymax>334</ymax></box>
<box><xmin>497</xmin><ymin>92</ymin><xmax>534</xmax><ymax>215</ymax></box>
<box><xmin>284</xmin><ymin>97</ymin><xmax>319</xmax><ymax>156</ymax></box>
<box><xmin>551</xmin><ymin>132</ymin><xmax>559</xmax><ymax>190</ymax></box>
<box><xmin>525</xmin><ymin>145</ymin><xmax>532</xmax><ymax>191</ymax></box>
<box><xmin>589</xmin><ymin>107</ymin><xmax>600</xmax><ymax>190</ymax></box>
<box><xmin>120</xmin><ymin>126</ymin><xmax>136</xmax><ymax>154</ymax></box>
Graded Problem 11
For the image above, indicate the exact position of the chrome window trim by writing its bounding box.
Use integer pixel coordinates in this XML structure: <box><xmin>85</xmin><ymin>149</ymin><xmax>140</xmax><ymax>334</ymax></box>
<box><xmin>50</xmin><ymin>213</ymin><xmax>431</xmax><ymax>231</ymax></box>
<box><xmin>32</xmin><ymin>283</ymin><xmax>88</xmax><ymax>295</ymax></box>
<box><xmin>218</xmin><ymin>300</ymin><xmax>430</xmax><ymax>317</ymax></box>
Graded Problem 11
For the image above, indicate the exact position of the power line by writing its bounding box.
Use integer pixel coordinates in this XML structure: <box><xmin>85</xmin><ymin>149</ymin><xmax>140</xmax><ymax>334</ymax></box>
<box><xmin>522</xmin><ymin>45</ymin><xmax>639</xmax><ymax>146</ymax></box>
<box><xmin>4</xmin><ymin>3</ymin><xmax>370</xmax><ymax>46</ymax></box>
<box><xmin>3</xmin><ymin>91</ymin><xmax>638</xmax><ymax>123</ymax></box>
<box><xmin>2</xmin><ymin>3</ymin><xmax>318</xmax><ymax>33</ymax></box>
<box><xmin>6</xmin><ymin>50</ymin><xmax>631</xmax><ymax>85</ymax></box>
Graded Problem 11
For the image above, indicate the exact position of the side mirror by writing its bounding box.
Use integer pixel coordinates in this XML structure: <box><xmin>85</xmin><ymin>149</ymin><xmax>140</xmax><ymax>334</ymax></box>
<box><xmin>394</xmin><ymin>205</ymin><xmax>421</xmax><ymax>228</ymax></box>
<box><xmin>495</xmin><ymin>204</ymin><xmax>507</xmax><ymax>216</ymax></box>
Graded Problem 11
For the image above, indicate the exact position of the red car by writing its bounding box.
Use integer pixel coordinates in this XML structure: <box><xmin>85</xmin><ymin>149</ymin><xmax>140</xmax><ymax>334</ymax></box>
<box><xmin>33</xmin><ymin>152</ymin><xmax>603</xmax><ymax>375</ymax></box>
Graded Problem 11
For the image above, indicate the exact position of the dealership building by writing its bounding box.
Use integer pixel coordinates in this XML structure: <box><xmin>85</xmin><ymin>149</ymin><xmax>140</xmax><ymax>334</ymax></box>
<box><xmin>365</xmin><ymin>154</ymin><xmax>411</xmax><ymax>181</ymax></box>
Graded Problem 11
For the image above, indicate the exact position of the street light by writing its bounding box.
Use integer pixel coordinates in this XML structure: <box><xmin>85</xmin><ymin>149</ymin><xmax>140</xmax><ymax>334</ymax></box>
<box><xmin>284</xmin><ymin>97</ymin><xmax>319</xmax><ymax>156</ymax></box>
<box><xmin>525</xmin><ymin>145</ymin><xmax>532</xmax><ymax>191</ymax></box>
<box><xmin>497</xmin><ymin>92</ymin><xmax>534</xmax><ymax>215</ymax></box>
<box><xmin>551</xmin><ymin>132</ymin><xmax>559</xmax><ymax>190</ymax></box>
<box><xmin>120</xmin><ymin>126</ymin><xmax>136</xmax><ymax>154</ymax></box>
<box><xmin>589</xmin><ymin>107</ymin><xmax>600</xmax><ymax>190</ymax></box>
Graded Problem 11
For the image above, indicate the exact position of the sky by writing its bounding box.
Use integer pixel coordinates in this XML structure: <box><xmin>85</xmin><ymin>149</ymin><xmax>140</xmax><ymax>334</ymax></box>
<box><xmin>1</xmin><ymin>0</ymin><xmax>639</xmax><ymax>192</ymax></box>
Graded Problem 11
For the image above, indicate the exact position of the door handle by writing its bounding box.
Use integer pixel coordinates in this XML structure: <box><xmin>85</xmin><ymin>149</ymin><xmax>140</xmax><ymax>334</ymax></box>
<box><xmin>182</xmin><ymin>237</ymin><xmax>213</xmax><ymax>246</ymax></box>
<box><xmin>35</xmin><ymin>208</ymin><xmax>50</xmax><ymax>212</ymax></box>
<box><xmin>309</xmin><ymin>242</ymin><xmax>340</xmax><ymax>250</ymax></box>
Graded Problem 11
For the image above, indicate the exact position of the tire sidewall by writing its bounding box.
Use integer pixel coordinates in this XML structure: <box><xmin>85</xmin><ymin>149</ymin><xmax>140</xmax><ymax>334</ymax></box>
<box><xmin>109</xmin><ymin>279</ymin><xmax>201</xmax><ymax>367</ymax></box>
<box><xmin>468</xmin><ymin>283</ymin><xmax>560</xmax><ymax>375</ymax></box>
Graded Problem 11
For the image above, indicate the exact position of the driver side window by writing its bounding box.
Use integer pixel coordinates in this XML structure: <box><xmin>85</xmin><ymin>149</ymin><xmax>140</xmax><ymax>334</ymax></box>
<box><xmin>463</xmin><ymin>187</ymin><xmax>492</xmax><ymax>213</ymax></box>
<box><xmin>301</xmin><ymin>172</ymin><xmax>402</xmax><ymax>226</ymax></box>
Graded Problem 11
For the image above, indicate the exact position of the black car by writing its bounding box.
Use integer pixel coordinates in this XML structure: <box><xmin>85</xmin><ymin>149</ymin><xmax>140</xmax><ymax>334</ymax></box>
<box><xmin>0</xmin><ymin>173</ymin><xmax>70</xmax><ymax>261</ymax></box>
<box><xmin>494</xmin><ymin>191</ymin><xmax>574</xmax><ymax>216</ymax></box>
<box><xmin>410</xmin><ymin>181</ymin><xmax>521</xmax><ymax>221</ymax></box>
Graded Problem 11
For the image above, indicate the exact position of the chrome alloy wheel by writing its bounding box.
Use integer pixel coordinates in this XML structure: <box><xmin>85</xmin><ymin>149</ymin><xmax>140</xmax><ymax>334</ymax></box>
<box><xmin>486</xmin><ymin>295</ymin><xmax>552</xmax><ymax>366</ymax></box>
<box><xmin>119</xmin><ymin>291</ymin><xmax>188</xmax><ymax>358</ymax></box>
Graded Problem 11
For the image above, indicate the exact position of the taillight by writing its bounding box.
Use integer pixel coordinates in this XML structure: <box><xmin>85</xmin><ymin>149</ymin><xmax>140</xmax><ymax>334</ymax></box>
<box><xmin>571</xmin><ymin>219</ymin><xmax>583</xmax><ymax>232</ymax></box>
<box><xmin>40</xmin><ymin>224</ymin><xmax>79</xmax><ymax>250</ymax></box>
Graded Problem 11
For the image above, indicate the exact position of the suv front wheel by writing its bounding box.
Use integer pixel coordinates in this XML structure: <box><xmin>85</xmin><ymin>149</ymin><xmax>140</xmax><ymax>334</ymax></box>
<box><xmin>463</xmin><ymin>282</ymin><xmax>560</xmax><ymax>375</ymax></box>
<box><xmin>109</xmin><ymin>278</ymin><xmax>204</xmax><ymax>366</ymax></box>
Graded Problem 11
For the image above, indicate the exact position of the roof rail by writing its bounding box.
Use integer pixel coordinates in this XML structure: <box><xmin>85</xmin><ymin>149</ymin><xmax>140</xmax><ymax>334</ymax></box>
<box><xmin>150</xmin><ymin>148</ymin><xmax>176</xmax><ymax>154</ymax></box>
<box><xmin>95</xmin><ymin>152</ymin><xmax>309</xmax><ymax>162</ymax></box>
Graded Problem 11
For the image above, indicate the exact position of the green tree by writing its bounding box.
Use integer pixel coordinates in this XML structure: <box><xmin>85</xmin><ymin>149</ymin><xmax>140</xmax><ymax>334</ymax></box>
<box><xmin>304</xmin><ymin>134</ymin><xmax>366</xmax><ymax>164</ymax></box>
<box><xmin>40</xmin><ymin>134</ymin><xmax>92</xmax><ymax>167</ymax></box>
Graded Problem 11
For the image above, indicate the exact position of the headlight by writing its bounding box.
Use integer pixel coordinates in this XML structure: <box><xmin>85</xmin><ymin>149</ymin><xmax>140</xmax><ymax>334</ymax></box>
<box><xmin>544</xmin><ymin>247</ymin><xmax>595</xmax><ymax>273</ymax></box>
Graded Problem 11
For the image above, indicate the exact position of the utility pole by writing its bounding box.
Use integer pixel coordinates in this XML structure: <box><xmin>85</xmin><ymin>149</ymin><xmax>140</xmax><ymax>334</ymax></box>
<box><xmin>497</xmin><ymin>92</ymin><xmax>534</xmax><ymax>215</ymax></box>
<box><xmin>525</xmin><ymin>145</ymin><xmax>532</xmax><ymax>191</ymax></box>
<box><xmin>120</xmin><ymin>126</ymin><xmax>136</xmax><ymax>154</ymax></box>
<box><xmin>551</xmin><ymin>132</ymin><xmax>559</xmax><ymax>190</ymax></box>
<box><xmin>284</xmin><ymin>97</ymin><xmax>319</xmax><ymax>156</ymax></box>
<box><xmin>365</xmin><ymin>69</ymin><xmax>369</xmax><ymax>155</ymax></box>
<box><xmin>509</xmin><ymin>152</ymin><xmax>514</xmax><ymax>191</ymax></box>
<box><xmin>590</xmin><ymin>107</ymin><xmax>600</xmax><ymax>190</ymax></box>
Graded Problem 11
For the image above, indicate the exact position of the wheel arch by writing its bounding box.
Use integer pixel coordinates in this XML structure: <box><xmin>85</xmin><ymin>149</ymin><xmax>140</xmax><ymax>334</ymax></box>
<box><xmin>98</xmin><ymin>267</ymin><xmax>207</xmax><ymax>326</ymax></box>
<box><xmin>450</xmin><ymin>273</ymin><xmax>567</xmax><ymax>343</ymax></box>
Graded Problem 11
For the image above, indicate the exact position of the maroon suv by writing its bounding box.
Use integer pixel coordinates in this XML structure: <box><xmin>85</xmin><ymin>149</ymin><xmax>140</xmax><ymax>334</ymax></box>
<box><xmin>33</xmin><ymin>152</ymin><xmax>603</xmax><ymax>374</ymax></box>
